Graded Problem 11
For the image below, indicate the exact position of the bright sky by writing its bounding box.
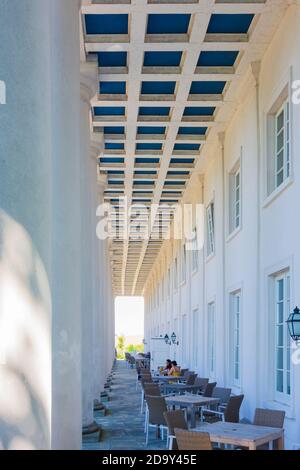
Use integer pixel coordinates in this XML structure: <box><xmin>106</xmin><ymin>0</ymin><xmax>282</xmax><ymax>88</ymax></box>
<box><xmin>115</xmin><ymin>296</ymin><xmax>144</xmax><ymax>337</ymax></box>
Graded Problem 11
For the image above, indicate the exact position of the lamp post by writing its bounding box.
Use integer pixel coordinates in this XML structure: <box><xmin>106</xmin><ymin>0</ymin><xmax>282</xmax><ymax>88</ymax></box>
<box><xmin>286</xmin><ymin>307</ymin><xmax>300</xmax><ymax>344</ymax></box>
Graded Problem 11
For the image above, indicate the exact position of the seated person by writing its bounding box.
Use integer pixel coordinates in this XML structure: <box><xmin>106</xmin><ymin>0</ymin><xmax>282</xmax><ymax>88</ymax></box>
<box><xmin>159</xmin><ymin>359</ymin><xmax>172</xmax><ymax>375</ymax></box>
<box><xmin>168</xmin><ymin>361</ymin><xmax>181</xmax><ymax>377</ymax></box>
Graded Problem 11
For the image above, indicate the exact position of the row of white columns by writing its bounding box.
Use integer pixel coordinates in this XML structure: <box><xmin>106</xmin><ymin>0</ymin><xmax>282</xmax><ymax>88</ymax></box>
<box><xmin>0</xmin><ymin>0</ymin><xmax>115</xmax><ymax>450</ymax></box>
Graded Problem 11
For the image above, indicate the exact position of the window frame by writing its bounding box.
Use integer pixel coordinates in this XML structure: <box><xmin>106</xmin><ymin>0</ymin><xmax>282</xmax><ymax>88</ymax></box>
<box><xmin>206</xmin><ymin>201</ymin><xmax>215</xmax><ymax>258</ymax></box>
<box><xmin>229</xmin><ymin>290</ymin><xmax>242</xmax><ymax>387</ymax></box>
<box><xmin>274</xmin><ymin>100</ymin><xmax>290</xmax><ymax>189</ymax></box>
<box><xmin>229</xmin><ymin>164</ymin><xmax>241</xmax><ymax>234</ymax></box>
<box><xmin>207</xmin><ymin>302</ymin><xmax>216</xmax><ymax>378</ymax></box>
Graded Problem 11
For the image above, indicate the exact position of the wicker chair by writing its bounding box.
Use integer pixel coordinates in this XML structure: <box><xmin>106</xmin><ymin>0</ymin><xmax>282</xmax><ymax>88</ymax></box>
<box><xmin>201</xmin><ymin>394</ymin><xmax>244</xmax><ymax>424</ymax></box>
<box><xmin>186</xmin><ymin>373</ymin><xmax>197</xmax><ymax>385</ymax></box>
<box><xmin>203</xmin><ymin>382</ymin><xmax>217</xmax><ymax>397</ymax></box>
<box><xmin>141</xmin><ymin>383</ymin><xmax>161</xmax><ymax>413</ymax></box>
<box><xmin>253</xmin><ymin>408</ymin><xmax>285</xmax><ymax>450</ymax></box>
<box><xmin>174</xmin><ymin>429</ymin><xmax>212</xmax><ymax>450</ymax></box>
<box><xmin>163</xmin><ymin>410</ymin><xmax>188</xmax><ymax>450</ymax></box>
<box><xmin>144</xmin><ymin>396</ymin><xmax>168</xmax><ymax>445</ymax></box>
<box><xmin>180</xmin><ymin>368</ymin><xmax>189</xmax><ymax>377</ymax></box>
<box><xmin>201</xmin><ymin>387</ymin><xmax>232</xmax><ymax>422</ymax></box>
<box><xmin>194</xmin><ymin>377</ymin><xmax>209</xmax><ymax>393</ymax></box>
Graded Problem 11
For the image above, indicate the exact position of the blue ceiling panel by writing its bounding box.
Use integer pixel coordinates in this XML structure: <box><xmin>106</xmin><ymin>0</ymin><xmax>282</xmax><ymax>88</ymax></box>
<box><xmin>104</xmin><ymin>127</ymin><xmax>125</xmax><ymax>134</ymax></box>
<box><xmin>147</xmin><ymin>14</ymin><xmax>191</xmax><ymax>34</ymax></box>
<box><xmin>139</xmin><ymin>106</ymin><xmax>170</xmax><ymax>116</ymax></box>
<box><xmin>94</xmin><ymin>107</ymin><xmax>125</xmax><ymax>116</ymax></box>
<box><xmin>207</xmin><ymin>14</ymin><xmax>254</xmax><ymax>34</ymax></box>
<box><xmin>141</xmin><ymin>81</ymin><xmax>176</xmax><ymax>94</ymax></box>
<box><xmin>197</xmin><ymin>51</ymin><xmax>239</xmax><ymax>67</ymax></box>
<box><xmin>171</xmin><ymin>158</ymin><xmax>194</xmax><ymax>164</ymax></box>
<box><xmin>100</xmin><ymin>81</ymin><xmax>126</xmax><ymax>94</ymax></box>
<box><xmin>167</xmin><ymin>171</ymin><xmax>190</xmax><ymax>175</ymax></box>
<box><xmin>85</xmin><ymin>14</ymin><xmax>128</xmax><ymax>35</ymax></box>
<box><xmin>190</xmin><ymin>81</ymin><xmax>226</xmax><ymax>94</ymax></box>
<box><xmin>183</xmin><ymin>106</ymin><xmax>215</xmax><ymax>116</ymax></box>
<box><xmin>136</xmin><ymin>143</ymin><xmax>162</xmax><ymax>150</ymax></box>
<box><xmin>137</xmin><ymin>126</ymin><xmax>166</xmax><ymax>134</ymax></box>
<box><xmin>105</xmin><ymin>143</ymin><xmax>125</xmax><ymax>150</ymax></box>
<box><xmin>136</xmin><ymin>158</ymin><xmax>160</xmax><ymax>163</ymax></box>
<box><xmin>100</xmin><ymin>157</ymin><xmax>124</xmax><ymax>163</ymax></box>
<box><xmin>178</xmin><ymin>127</ymin><xmax>207</xmax><ymax>135</ymax></box>
<box><xmin>98</xmin><ymin>51</ymin><xmax>127</xmax><ymax>67</ymax></box>
<box><xmin>107</xmin><ymin>170</ymin><xmax>125</xmax><ymax>174</ymax></box>
<box><xmin>144</xmin><ymin>51</ymin><xmax>182</xmax><ymax>67</ymax></box>
<box><xmin>174</xmin><ymin>143</ymin><xmax>200</xmax><ymax>151</ymax></box>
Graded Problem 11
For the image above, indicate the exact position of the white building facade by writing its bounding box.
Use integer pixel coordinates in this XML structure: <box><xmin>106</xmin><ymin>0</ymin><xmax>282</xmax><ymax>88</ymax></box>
<box><xmin>144</xmin><ymin>5</ymin><xmax>300</xmax><ymax>450</ymax></box>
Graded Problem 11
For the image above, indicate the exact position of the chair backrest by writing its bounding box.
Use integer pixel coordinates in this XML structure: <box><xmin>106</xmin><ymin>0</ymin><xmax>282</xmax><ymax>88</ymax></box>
<box><xmin>143</xmin><ymin>384</ymin><xmax>161</xmax><ymax>397</ymax></box>
<box><xmin>194</xmin><ymin>377</ymin><xmax>209</xmax><ymax>391</ymax></box>
<box><xmin>163</xmin><ymin>410</ymin><xmax>188</xmax><ymax>436</ymax></box>
<box><xmin>212</xmin><ymin>387</ymin><xmax>231</xmax><ymax>405</ymax></box>
<box><xmin>186</xmin><ymin>373</ymin><xmax>197</xmax><ymax>385</ymax></box>
<box><xmin>183</xmin><ymin>370</ymin><xmax>194</xmax><ymax>380</ymax></box>
<box><xmin>180</xmin><ymin>368</ymin><xmax>189</xmax><ymax>377</ymax></box>
<box><xmin>254</xmin><ymin>408</ymin><xmax>285</xmax><ymax>428</ymax></box>
<box><xmin>174</xmin><ymin>429</ymin><xmax>212</xmax><ymax>450</ymax></box>
<box><xmin>141</xmin><ymin>377</ymin><xmax>153</xmax><ymax>387</ymax></box>
<box><xmin>203</xmin><ymin>382</ymin><xmax>216</xmax><ymax>397</ymax></box>
<box><xmin>145</xmin><ymin>396</ymin><xmax>168</xmax><ymax>426</ymax></box>
<box><xmin>224</xmin><ymin>395</ymin><xmax>244</xmax><ymax>423</ymax></box>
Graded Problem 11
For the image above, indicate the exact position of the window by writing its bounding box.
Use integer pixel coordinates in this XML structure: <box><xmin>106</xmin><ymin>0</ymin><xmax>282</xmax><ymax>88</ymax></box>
<box><xmin>181</xmin><ymin>244</ymin><xmax>186</xmax><ymax>283</ymax></box>
<box><xmin>206</xmin><ymin>202</ymin><xmax>215</xmax><ymax>256</ymax></box>
<box><xmin>230</xmin><ymin>291</ymin><xmax>241</xmax><ymax>385</ymax></box>
<box><xmin>192</xmin><ymin>309</ymin><xmax>199</xmax><ymax>367</ymax></box>
<box><xmin>182</xmin><ymin>314</ymin><xmax>188</xmax><ymax>365</ymax></box>
<box><xmin>267</xmin><ymin>94</ymin><xmax>291</xmax><ymax>196</ymax></box>
<box><xmin>174</xmin><ymin>258</ymin><xmax>178</xmax><ymax>290</ymax></box>
<box><xmin>192</xmin><ymin>227</ymin><xmax>198</xmax><ymax>272</ymax></box>
<box><xmin>207</xmin><ymin>302</ymin><xmax>216</xmax><ymax>377</ymax></box>
<box><xmin>274</xmin><ymin>271</ymin><xmax>291</xmax><ymax>399</ymax></box>
<box><xmin>229</xmin><ymin>165</ymin><xmax>241</xmax><ymax>233</ymax></box>
<box><xmin>275</xmin><ymin>101</ymin><xmax>290</xmax><ymax>188</ymax></box>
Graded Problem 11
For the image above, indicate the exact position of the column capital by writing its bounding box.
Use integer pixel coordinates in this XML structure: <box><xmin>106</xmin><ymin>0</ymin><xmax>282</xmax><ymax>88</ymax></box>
<box><xmin>250</xmin><ymin>61</ymin><xmax>261</xmax><ymax>86</ymax></box>
<box><xmin>80</xmin><ymin>62</ymin><xmax>98</xmax><ymax>105</ymax></box>
<box><xmin>91</xmin><ymin>132</ymin><xmax>104</xmax><ymax>160</ymax></box>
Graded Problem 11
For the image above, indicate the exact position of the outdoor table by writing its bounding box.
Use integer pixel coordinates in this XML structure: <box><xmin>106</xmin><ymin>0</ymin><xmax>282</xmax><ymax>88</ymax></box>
<box><xmin>163</xmin><ymin>383</ymin><xmax>203</xmax><ymax>395</ymax></box>
<box><xmin>195</xmin><ymin>421</ymin><xmax>284</xmax><ymax>450</ymax></box>
<box><xmin>152</xmin><ymin>375</ymin><xmax>181</xmax><ymax>383</ymax></box>
<box><xmin>166</xmin><ymin>395</ymin><xmax>220</xmax><ymax>428</ymax></box>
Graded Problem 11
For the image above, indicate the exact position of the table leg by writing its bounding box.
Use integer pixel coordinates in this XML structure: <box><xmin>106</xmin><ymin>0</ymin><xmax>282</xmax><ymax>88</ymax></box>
<box><xmin>190</xmin><ymin>406</ymin><xmax>196</xmax><ymax>428</ymax></box>
<box><xmin>276</xmin><ymin>436</ymin><xmax>284</xmax><ymax>450</ymax></box>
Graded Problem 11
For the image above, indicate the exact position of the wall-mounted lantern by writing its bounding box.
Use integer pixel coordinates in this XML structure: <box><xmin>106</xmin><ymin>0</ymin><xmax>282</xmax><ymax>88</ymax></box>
<box><xmin>286</xmin><ymin>307</ymin><xmax>300</xmax><ymax>344</ymax></box>
<box><xmin>164</xmin><ymin>334</ymin><xmax>171</xmax><ymax>345</ymax></box>
<box><xmin>171</xmin><ymin>332</ymin><xmax>179</xmax><ymax>346</ymax></box>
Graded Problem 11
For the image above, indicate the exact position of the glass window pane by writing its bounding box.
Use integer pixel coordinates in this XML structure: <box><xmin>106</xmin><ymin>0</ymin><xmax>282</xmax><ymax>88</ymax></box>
<box><xmin>277</xmin><ymin>110</ymin><xmax>284</xmax><ymax>130</ymax></box>
<box><xmin>277</xmin><ymin>325</ymin><xmax>283</xmax><ymax>346</ymax></box>
<box><xmin>276</xmin><ymin>370</ymin><xmax>284</xmax><ymax>393</ymax></box>
<box><xmin>277</xmin><ymin>129</ymin><xmax>284</xmax><ymax>150</ymax></box>
<box><xmin>276</xmin><ymin>347</ymin><xmax>283</xmax><ymax>369</ymax></box>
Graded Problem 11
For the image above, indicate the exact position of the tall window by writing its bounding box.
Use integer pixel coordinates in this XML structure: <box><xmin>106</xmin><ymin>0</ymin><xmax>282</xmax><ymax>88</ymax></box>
<box><xmin>230</xmin><ymin>291</ymin><xmax>241</xmax><ymax>385</ymax></box>
<box><xmin>207</xmin><ymin>302</ymin><xmax>216</xmax><ymax>377</ymax></box>
<box><xmin>174</xmin><ymin>258</ymin><xmax>178</xmax><ymax>290</ymax></box>
<box><xmin>274</xmin><ymin>271</ymin><xmax>291</xmax><ymax>399</ymax></box>
<box><xmin>182</xmin><ymin>314</ymin><xmax>188</xmax><ymax>364</ymax></box>
<box><xmin>267</xmin><ymin>94</ymin><xmax>291</xmax><ymax>195</ymax></box>
<box><xmin>181</xmin><ymin>244</ymin><xmax>186</xmax><ymax>283</ymax></box>
<box><xmin>206</xmin><ymin>202</ymin><xmax>215</xmax><ymax>257</ymax></box>
<box><xmin>275</xmin><ymin>101</ymin><xmax>290</xmax><ymax>188</ymax></box>
<box><xmin>192</xmin><ymin>308</ymin><xmax>199</xmax><ymax>367</ymax></box>
<box><xmin>229</xmin><ymin>165</ymin><xmax>241</xmax><ymax>233</ymax></box>
<box><xmin>192</xmin><ymin>227</ymin><xmax>198</xmax><ymax>272</ymax></box>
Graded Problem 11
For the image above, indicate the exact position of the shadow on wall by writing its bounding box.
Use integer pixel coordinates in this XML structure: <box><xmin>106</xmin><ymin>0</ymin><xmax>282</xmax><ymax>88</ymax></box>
<box><xmin>0</xmin><ymin>210</ymin><xmax>51</xmax><ymax>450</ymax></box>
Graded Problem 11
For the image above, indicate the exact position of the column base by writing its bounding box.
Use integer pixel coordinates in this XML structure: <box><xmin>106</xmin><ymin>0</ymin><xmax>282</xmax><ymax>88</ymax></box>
<box><xmin>82</xmin><ymin>421</ymin><xmax>101</xmax><ymax>436</ymax></box>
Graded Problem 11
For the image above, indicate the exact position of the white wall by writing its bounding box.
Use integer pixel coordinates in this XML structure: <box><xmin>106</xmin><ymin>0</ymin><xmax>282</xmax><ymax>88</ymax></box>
<box><xmin>144</xmin><ymin>5</ymin><xmax>300</xmax><ymax>449</ymax></box>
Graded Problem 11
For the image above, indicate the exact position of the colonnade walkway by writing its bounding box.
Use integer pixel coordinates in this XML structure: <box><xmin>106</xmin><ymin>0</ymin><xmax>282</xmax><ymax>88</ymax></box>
<box><xmin>83</xmin><ymin>360</ymin><xmax>166</xmax><ymax>450</ymax></box>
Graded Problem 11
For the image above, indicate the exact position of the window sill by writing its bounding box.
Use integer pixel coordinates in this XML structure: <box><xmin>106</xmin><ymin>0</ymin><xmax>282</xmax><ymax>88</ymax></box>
<box><xmin>205</xmin><ymin>252</ymin><xmax>215</xmax><ymax>264</ymax></box>
<box><xmin>226</xmin><ymin>226</ymin><xmax>242</xmax><ymax>244</ymax></box>
<box><xmin>263</xmin><ymin>177</ymin><xmax>293</xmax><ymax>209</ymax></box>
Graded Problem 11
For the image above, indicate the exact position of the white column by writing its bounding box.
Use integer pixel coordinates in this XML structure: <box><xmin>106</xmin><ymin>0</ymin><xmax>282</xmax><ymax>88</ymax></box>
<box><xmin>96</xmin><ymin>172</ymin><xmax>109</xmax><ymax>394</ymax></box>
<box><xmin>0</xmin><ymin>0</ymin><xmax>82</xmax><ymax>450</ymax></box>
<box><xmin>80</xmin><ymin>63</ymin><xmax>99</xmax><ymax>430</ymax></box>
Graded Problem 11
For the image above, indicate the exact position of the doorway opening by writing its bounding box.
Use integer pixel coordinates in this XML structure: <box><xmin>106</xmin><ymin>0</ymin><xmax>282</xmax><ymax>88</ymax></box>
<box><xmin>115</xmin><ymin>296</ymin><xmax>144</xmax><ymax>359</ymax></box>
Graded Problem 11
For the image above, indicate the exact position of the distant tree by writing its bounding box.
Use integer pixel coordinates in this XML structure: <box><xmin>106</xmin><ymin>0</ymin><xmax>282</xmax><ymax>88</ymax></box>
<box><xmin>117</xmin><ymin>334</ymin><xmax>125</xmax><ymax>359</ymax></box>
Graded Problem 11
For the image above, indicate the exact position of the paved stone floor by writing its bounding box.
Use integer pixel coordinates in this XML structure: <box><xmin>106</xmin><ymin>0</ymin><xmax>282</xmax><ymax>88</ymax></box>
<box><xmin>82</xmin><ymin>360</ymin><xmax>167</xmax><ymax>450</ymax></box>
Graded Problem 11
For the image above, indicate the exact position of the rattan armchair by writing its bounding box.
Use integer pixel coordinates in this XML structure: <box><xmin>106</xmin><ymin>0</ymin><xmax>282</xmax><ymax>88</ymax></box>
<box><xmin>174</xmin><ymin>428</ymin><xmax>212</xmax><ymax>450</ymax></box>
<box><xmin>163</xmin><ymin>410</ymin><xmax>188</xmax><ymax>450</ymax></box>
